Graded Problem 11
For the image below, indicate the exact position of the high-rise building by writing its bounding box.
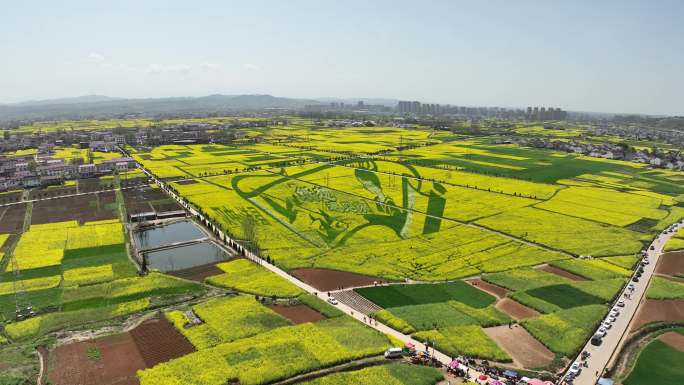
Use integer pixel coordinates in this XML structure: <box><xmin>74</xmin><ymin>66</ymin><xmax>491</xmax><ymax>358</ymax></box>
<box><xmin>525</xmin><ymin>106</ymin><xmax>567</xmax><ymax>121</ymax></box>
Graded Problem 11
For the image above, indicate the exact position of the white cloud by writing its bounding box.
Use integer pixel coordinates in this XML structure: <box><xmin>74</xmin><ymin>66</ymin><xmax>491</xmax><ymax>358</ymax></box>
<box><xmin>200</xmin><ymin>62</ymin><xmax>221</xmax><ymax>70</ymax></box>
<box><xmin>243</xmin><ymin>63</ymin><xmax>259</xmax><ymax>71</ymax></box>
<box><xmin>87</xmin><ymin>52</ymin><xmax>105</xmax><ymax>62</ymax></box>
<box><xmin>146</xmin><ymin>63</ymin><xmax>191</xmax><ymax>75</ymax></box>
<box><xmin>101</xmin><ymin>62</ymin><xmax>137</xmax><ymax>73</ymax></box>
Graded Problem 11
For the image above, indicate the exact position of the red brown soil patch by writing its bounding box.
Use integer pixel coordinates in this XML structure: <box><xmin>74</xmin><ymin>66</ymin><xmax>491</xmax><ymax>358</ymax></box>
<box><xmin>268</xmin><ymin>304</ymin><xmax>327</xmax><ymax>324</ymax></box>
<box><xmin>32</xmin><ymin>192</ymin><xmax>118</xmax><ymax>225</ymax></box>
<box><xmin>656</xmin><ymin>251</ymin><xmax>684</xmax><ymax>277</ymax></box>
<box><xmin>28</xmin><ymin>187</ymin><xmax>78</xmax><ymax>200</ymax></box>
<box><xmin>0</xmin><ymin>203</ymin><xmax>26</xmax><ymax>234</ymax></box>
<box><xmin>129</xmin><ymin>316</ymin><xmax>196</xmax><ymax>367</ymax></box>
<box><xmin>0</xmin><ymin>362</ymin><xmax>10</xmax><ymax>370</ymax></box>
<box><xmin>49</xmin><ymin>332</ymin><xmax>146</xmax><ymax>385</ymax></box>
<box><xmin>77</xmin><ymin>178</ymin><xmax>107</xmax><ymax>193</ymax></box>
<box><xmin>48</xmin><ymin>316</ymin><xmax>195</xmax><ymax>385</ymax></box>
<box><xmin>290</xmin><ymin>268</ymin><xmax>387</xmax><ymax>291</ymax></box>
<box><xmin>466</xmin><ymin>279</ymin><xmax>509</xmax><ymax>298</ymax></box>
<box><xmin>537</xmin><ymin>265</ymin><xmax>589</xmax><ymax>281</ymax></box>
<box><xmin>170</xmin><ymin>263</ymin><xmax>225</xmax><ymax>282</ymax></box>
<box><xmin>658</xmin><ymin>331</ymin><xmax>684</xmax><ymax>352</ymax></box>
<box><xmin>123</xmin><ymin>186</ymin><xmax>181</xmax><ymax>215</ymax></box>
<box><xmin>496</xmin><ymin>298</ymin><xmax>540</xmax><ymax>320</ymax></box>
<box><xmin>0</xmin><ymin>191</ymin><xmax>22</xmax><ymax>204</ymax></box>
<box><xmin>631</xmin><ymin>299</ymin><xmax>684</xmax><ymax>331</ymax></box>
<box><xmin>484</xmin><ymin>325</ymin><xmax>555</xmax><ymax>369</ymax></box>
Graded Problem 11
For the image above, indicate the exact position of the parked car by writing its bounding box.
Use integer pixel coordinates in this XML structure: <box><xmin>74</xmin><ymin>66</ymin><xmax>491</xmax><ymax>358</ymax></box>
<box><xmin>590</xmin><ymin>334</ymin><xmax>603</xmax><ymax>346</ymax></box>
<box><xmin>611</xmin><ymin>307</ymin><xmax>621</xmax><ymax>314</ymax></box>
<box><xmin>596</xmin><ymin>327</ymin><xmax>607</xmax><ymax>337</ymax></box>
<box><xmin>606</xmin><ymin>316</ymin><xmax>617</xmax><ymax>323</ymax></box>
<box><xmin>632</xmin><ymin>276</ymin><xmax>640</xmax><ymax>282</ymax></box>
<box><xmin>568</xmin><ymin>362</ymin><xmax>582</xmax><ymax>377</ymax></box>
<box><xmin>617</xmin><ymin>300</ymin><xmax>625</xmax><ymax>307</ymax></box>
<box><xmin>602</xmin><ymin>322</ymin><xmax>612</xmax><ymax>329</ymax></box>
<box><xmin>327</xmin><ymin>297</ymin><xmax>339</xmax><ymax>305</ymax></box>
<box><xmin>384</xmin><ymin>347</ymin><xmax>404</xmax><ymax>359</ymax></box>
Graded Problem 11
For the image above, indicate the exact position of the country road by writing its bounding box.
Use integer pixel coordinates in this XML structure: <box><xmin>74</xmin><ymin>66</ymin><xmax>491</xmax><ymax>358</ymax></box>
<box><xmin>133</xmin><ymin>161</ymin><xmax>491</xmax><ymax>380</ymax></box>
<box><xmin>565</xmin><ymin>220</ymin><xmax>683</xmax><ymax>385</ymax></box>
<box><xmin>133</xmin><ymin>153</ymin><xmax>684</xmax><ymax>385</ymax></box>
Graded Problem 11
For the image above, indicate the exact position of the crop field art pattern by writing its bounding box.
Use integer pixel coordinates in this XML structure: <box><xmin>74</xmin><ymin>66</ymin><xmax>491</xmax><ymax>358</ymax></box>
<box><xmin>130</xmin><ymin>132</ymin><xmax>684</xmax><ymax>283</ymax></box>
<box><xmin>128</xmin><ymin>127</ymin><xmax>684</xmax><ymax>369</ymax></box>
<box><xmin>3</xmin><ymin>123</ymin><xmax>681</xmax><ymax>384</ymax></box>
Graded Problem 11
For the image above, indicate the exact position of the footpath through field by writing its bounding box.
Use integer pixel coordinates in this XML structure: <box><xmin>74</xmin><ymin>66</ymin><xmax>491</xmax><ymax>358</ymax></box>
<box><xmin>133</xmin><ymin>161</ymin><xmax>491</xmax><ymax>381</ymax></box>
<box><xmin>566</xmin><ymin>220</ymin><xmax>684</xmax><ymax>385</ymax></box>
<box><xmin>133</xmin><ymin>152</ymin><xmax>684</xmax><ymax>385</ymax></box>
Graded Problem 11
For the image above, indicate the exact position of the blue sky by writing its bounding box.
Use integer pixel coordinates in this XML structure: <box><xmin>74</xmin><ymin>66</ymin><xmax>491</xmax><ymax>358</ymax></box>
<box><xmin>1</xmin><ymin>0</ymin><xmax>683</xmax><ymax>115</ymax></box>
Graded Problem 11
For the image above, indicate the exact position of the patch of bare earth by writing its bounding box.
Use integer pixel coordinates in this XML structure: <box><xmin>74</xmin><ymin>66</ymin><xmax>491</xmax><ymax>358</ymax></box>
<box><xmin>268</xmin><ymin>304</ymin><xmax>327</xmax><ymax>324</ymax></box>
<box><xmin>32</xmin><ymin>192</ymin><xmax>117</xmax><ymax>225</ymax></box>
<box><xmin>537</xmin><ymin>265</ymin><xmax>589</xmax><ymax>281</ymax></box>
<box><xmin>49</xmin><ymin>333</ymin><xmax>146</xmax><ymax>385</ymax></box>
<box><xmin>129</xmin><ymin>316</ymin><xmax>195</xmax><ymax>367</ymax></box>
<box><xmin>656</xmin><ymin>251</ymin><xmax>684</xmax><ymax>277</ymax></box>
<box><xmin>466</xmin><ymin>278</ymin><xmax>509</xmax><ymax>298</ymax></box>
<box><xmin>0</xmin><ymin>203</ymin><xmax>26</xmax><ymax>233</ymax></box>
<box><xmin>290</xmin><ymin>268</ymin><xmax>386</xmax><ymax>291</ymax></box>
<box><xmin>496</xmin><ymin>298</ymin><xmax>540</xmax><ymax>320</ymax></box>
<box><xmin>658</xmin><ymin>331</ymin><xmax>684</xmax><ymax>352</ymax></box>
<box><xmin>631</xmin><ymin>299</ymin><xmax>684</xmax><ymax>331</ymax></box>
<box><xmin>170</xmin><ymin>263</ymin><xmax>225</xmax><ymax>282</ymax></box>
<box><xmin>484</xmin><ymin>325</ymin><xmax>555</xmax><ymax>369</ymax></box>
<box><xmin>48</xmin><ymin>316</ymin><xmax>195</xmax><ymax>385</ymax></box>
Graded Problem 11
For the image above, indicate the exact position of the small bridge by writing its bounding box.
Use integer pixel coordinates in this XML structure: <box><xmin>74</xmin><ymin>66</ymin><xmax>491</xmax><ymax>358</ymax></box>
<box><xmin>138</xmin><ymin>237</ymin><xmax>209</xmax><ymax>253</ymax></box>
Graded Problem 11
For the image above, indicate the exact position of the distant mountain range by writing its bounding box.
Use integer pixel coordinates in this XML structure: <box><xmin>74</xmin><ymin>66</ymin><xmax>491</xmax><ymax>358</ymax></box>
<box><xmin>0</xmin><ymin>94</ymin><xmax>324</xmax><ymax>124</ymax></box>
<box><xmin>11</xmin><ymin>95</ymin><xmax>124</xmax><ymax>106</ymax></box>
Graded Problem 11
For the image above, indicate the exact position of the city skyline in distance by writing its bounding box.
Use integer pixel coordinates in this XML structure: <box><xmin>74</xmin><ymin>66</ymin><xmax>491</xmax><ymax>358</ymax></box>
<box><xmin>0</xmin><ymin>93</ymin><xmax>667</xmax><ymax>119</ymax></box>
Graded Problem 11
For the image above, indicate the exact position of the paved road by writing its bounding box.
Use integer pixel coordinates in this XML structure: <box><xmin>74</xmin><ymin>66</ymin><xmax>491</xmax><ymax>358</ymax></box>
<box><xmin>566</xmin><ymin>220</ymin><xmax>683</xmax><ymax>385</ymax></box>
<box><xmin>135</xmin><ymin>163</ymin><xmax>485</xmax><ymax>379</ymax></box>
<box><xmin>137</xmin><ymin>158</ymin><xmax>684</xmax><ymax>385</ymax></box>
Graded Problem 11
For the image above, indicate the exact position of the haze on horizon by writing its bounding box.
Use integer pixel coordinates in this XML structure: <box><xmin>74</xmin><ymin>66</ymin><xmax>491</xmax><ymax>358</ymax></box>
<box><xmin>1</xmin><ymin>0</ymin><xmax>683</xmax><ymax>116</ymax></box>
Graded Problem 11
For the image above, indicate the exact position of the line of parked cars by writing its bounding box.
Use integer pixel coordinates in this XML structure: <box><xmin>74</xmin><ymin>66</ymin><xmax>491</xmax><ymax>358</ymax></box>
<box><xmin>565</xmin><ymin>222</ymin><xmax>684</xmax><ymax>384</ymax></box>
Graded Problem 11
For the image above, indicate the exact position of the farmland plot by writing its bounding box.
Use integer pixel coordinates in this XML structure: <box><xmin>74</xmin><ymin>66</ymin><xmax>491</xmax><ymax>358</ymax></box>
<box><xmin>300</xmin><ymin>363</ymin><xmax>444</xmax><ymax>385</ymax></box>
<box><xmin>534</xmin><ymin>186</ymin><xmax>667</xmax><ymax>226</ymax></box>
<box><xmin>168</xmin><ymin>164</ymin><xmax>565</xmax><ymax>281</ymax></box>
<box><xmin>166</xmin><ymin>296</ymin><xmax>290</xmax><ymax>349</ymax></box>
<box><xmin>476</xmin><ymin>207</ymin><xmax>646</xmax><ymax>256</ymax></box>
<box><xmin>137</xmin><ymin>317</ymin><xmax>391</xmax><ymax>385</ymax></box>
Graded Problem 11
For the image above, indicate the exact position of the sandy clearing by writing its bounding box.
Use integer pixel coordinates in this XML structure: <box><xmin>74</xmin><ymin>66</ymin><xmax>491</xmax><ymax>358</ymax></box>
<box><xmin>484</xmin><ymin>325</ymin><xmax>555</xmax><ymax>369</ymax></box>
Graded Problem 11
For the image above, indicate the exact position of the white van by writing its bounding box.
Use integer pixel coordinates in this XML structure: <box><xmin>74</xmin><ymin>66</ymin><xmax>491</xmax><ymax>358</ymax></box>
<box><xmin>384</xmin><ymin>348</ymin><xmax>404</xmax><ymax>359</ymax></box>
